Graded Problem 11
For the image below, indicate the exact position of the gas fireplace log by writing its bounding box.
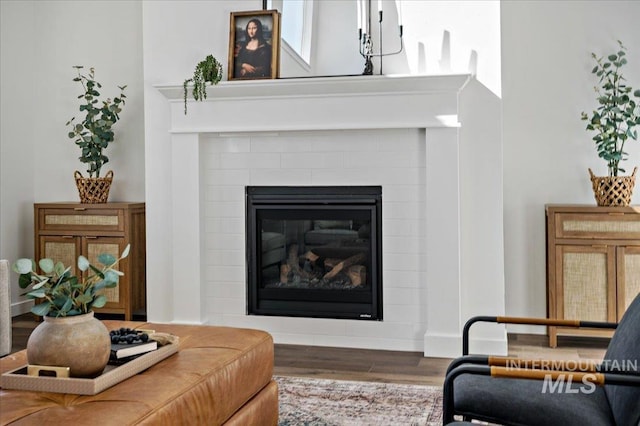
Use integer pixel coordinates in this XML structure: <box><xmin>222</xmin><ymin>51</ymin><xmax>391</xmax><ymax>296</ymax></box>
<box><xmin>280</xmin><ymin>264</ymin><xmax>291</xmax><ymax>284</ymax></box>
<box><xmin>324</xmin><ymin>258</ymin><xmax>340</xmax><ymax>270</ymax></box>
<box><xmin>304</xmin><ymin>251</ymin><xmax>320</xmax><ymax>263</ymax></box>
<box><xmin>323</xmin><ymin>253</ymin><xmax>366</xmax><ymax>280</ymax></box>
<box><xmin>347</xmin><ymin>265</ymin><xmax>366</xmax><ymax>286</ymax></box>
<box><xmin>299</xmin><ymin>251</ymin><xmax>322</xmax><ymax>272</ymax></box>
<box><xmin>287</xmin><ymin>244</ymin><xmax>312</xmax><ymax>279</ymax></box>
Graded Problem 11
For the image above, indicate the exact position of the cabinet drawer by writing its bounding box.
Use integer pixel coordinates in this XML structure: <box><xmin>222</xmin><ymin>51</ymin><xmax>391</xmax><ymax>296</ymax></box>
<box><xmin>38</xmin><ymin>207</ymin><xmax>124</xmax><ymax>232</ymax></box>
<box><xmin>555</xmin><ymin>212</ymin><xmax>640</xmax><ymax>239</ymax></box>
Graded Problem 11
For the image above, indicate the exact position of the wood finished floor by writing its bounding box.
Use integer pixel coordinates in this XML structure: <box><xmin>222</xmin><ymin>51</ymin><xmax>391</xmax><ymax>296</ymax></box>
<box><xmin>8</xmin><ymin>314</ymin><xmax>609</xmax><ymax>386</ymax></box>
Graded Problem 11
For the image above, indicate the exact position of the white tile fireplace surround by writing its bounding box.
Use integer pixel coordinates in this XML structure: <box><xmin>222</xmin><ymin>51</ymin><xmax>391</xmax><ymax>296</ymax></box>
<box><xmin>151</xmin><ymin>74</ymin><xmax>507</xmax><ymax>358</ymax></box>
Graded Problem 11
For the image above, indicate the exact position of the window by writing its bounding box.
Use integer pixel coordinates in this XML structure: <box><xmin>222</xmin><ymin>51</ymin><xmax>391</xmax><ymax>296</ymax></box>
<box><xmin>267</xmin><ymin>0</ymin><xmax>314</xmax><ymax>65</ymax></box>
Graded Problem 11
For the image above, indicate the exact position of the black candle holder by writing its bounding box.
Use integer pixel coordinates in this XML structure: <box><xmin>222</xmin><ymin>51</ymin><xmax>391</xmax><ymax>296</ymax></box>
<box><xmin>358</xmin><ymin>1</ymin><xmax>404</xmax><ymax>75</ymax></box>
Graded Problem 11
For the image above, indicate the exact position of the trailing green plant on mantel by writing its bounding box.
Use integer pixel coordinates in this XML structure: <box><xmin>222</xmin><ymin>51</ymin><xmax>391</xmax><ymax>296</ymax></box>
<box><xmin>13</xmin><ymin>245</ymin><xmax>130</xmax><ymax>317</ymax></box>
<box><xmin>183</xmin><ymin>55</ymin><xmax>223</xmax><ymax>114</ymax></box>
<box><xmin>581</xmin><ymin>40</ymin><xmax>640</xmax><ymax>177</ymax></box>
<box><xmin>66</xmin><ymin>66</ymin><xmax>127</xmax><ymax>178</ymax></box>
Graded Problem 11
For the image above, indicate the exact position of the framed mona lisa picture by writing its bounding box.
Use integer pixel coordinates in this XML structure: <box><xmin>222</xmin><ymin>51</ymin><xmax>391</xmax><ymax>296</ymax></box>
<box><xmin>228</xmin><ymin>10</ymin><xmax>281</xmax><ymax>80</ymax></box>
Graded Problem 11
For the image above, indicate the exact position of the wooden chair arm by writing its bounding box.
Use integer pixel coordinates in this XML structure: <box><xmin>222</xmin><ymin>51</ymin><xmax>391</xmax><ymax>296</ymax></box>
<box><xmin>445</xmin><ymin>355</ymin><xmax>601</xmax><ymax>378</ymax></box>
<box><xmin>487</xmin><ymin>356</ymin><xmax>601</xmax><ymax>372</ymax></box>
<box><xmin>489</xmin><ymin>366</ymin><xmax>605</xmax><ymax>383</ymax></box>
<box><xmin>462</xmin><ymin>316</ymin><xmax>618</xmax><ymax>355</ymax></box>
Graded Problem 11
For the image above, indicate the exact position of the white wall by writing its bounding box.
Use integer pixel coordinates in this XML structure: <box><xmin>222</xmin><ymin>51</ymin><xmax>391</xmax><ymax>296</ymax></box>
<box><xmin>0</xmin><ymin>1</ymin><xmax>37</xmax><ymax>315</ymax></box>
<box><xmin>399</xmin><ymin>1</ymin><xmax>501</xmax><ymax>95</ymax></box>
<box><xmin>501</xmin><ymin>0</ymin><xmax>640</xmax><ymax>332</ymax></box>
<box><xmin>0</xmin><ymin>1</ymin><xmax>145</xmax><ymax>313</ymax></box>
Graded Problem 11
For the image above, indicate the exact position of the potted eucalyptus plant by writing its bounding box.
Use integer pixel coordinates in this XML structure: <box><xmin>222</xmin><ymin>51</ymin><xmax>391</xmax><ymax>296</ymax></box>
<box><xmin>581</xmin><ymin>40</ymin><xmax>640</xmax><ymax>206</ymax></box>
<box><xmin>12</xmin><ymin>245</ymin><xmax>130</xmax><ymax>377</ymax></box>
<box><xmin>183</xmin><ymin>54</ymin><xmax>223</xmax><ymax>114</ymax></box>
<box><xmin>66</xmin><ymin>66</ymin><xmax>127</xmax><ymax>203</ymax></box>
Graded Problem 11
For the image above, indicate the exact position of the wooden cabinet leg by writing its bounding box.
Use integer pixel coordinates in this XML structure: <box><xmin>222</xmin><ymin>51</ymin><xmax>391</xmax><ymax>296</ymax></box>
<box><xmin>548</xmin><ymin>326</ymin><xmax>557</xmax><ymax>348</ymax></box>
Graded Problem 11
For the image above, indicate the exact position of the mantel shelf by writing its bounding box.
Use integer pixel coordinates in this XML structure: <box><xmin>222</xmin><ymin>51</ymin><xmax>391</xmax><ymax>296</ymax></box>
<box><xmin>155</xmin><ymin>74</ymin><xmax>472</xmax><ymax>134</ymax></box>
<box><xmin>155</xmin><ymin>73</ymin><xmax>471</xmax><ymax>102</ymax></box>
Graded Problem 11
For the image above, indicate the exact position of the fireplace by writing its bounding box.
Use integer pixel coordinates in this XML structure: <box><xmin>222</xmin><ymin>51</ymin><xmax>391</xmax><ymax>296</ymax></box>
<box><xmin>246</xmin><ymin>186</ymin><xmax>382</xmax><ymax>320</ymax></box>
<box><xmin>154</xmin><ymin>75</ymin><xmax>507</xmax><ymax>357</ymax></box>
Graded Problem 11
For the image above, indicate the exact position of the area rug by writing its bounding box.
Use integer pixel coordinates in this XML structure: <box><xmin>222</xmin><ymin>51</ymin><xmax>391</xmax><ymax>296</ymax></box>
<box><xmin>275</xmin><ymin>375</ymin><xmax>443</xmax><ymax>425</ymax></box>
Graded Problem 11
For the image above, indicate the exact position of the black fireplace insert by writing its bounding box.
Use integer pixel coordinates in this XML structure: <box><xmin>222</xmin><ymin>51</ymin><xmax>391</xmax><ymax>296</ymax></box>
<box><xmin>246</xmin><ymin>186</ymin><xmax>382</xmax><ymax>320</ymax></box>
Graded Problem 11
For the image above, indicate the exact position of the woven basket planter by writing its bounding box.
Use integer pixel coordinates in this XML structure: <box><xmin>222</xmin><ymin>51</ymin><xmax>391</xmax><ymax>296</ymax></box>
<box><xmin>589</xmin><ymin>167</ymin><xmax>637</xmax><ymax>207</ymax></box>
<box><xmin>74</xmin><ymin>170</ymin><xmax>113</xmax><ymax>204</ymax></box>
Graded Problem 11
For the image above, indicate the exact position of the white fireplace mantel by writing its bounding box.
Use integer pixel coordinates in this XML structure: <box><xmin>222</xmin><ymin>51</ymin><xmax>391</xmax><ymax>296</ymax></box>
<box><xmin>150</xmin><ymin>74</ymin><xmax>507</xmax><ymax>357</ymax></box>
<box><xmin>155</xmin><ymin>74</ymin><xmax>470</xmax><ymax>133</ymax></box>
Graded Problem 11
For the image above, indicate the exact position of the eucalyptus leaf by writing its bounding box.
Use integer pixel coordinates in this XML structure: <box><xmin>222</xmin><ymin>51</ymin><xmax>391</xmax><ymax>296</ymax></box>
<box><xmin>93</xmin><ymin>279</ymin><xmax>107</xmax><ymax>291</ymax></box>
<box><xmin>32</xmin><ymin>279</ymin><xmax>49</xmax><ymax>290</ymax></box>
<box><xmin>61</xmin><ymin>297</ymin><xmax>73</xmax><ymax>312</ymax></box>
<box><xmin>13</xmin><ymin>258</ymin><xmax>33</xmax><ymax>274</ymax></box>
<box><xmin>52</xmin><ymin>294</ymin><xmax>68</xmax><ymax>308</ymax></box>
<box><xmin>78</xmin><ymin>255</ymin><xmax>90</xmax><ymax>271</ymax></box>
<box><xmin>38</xmin><ymin>258</ymin><xmax>55</xmax><ymax>274</ymax></box>
<box><xmin>98</xmin><ymin>253</ymin><xmax>116</xmax><ymax>266</ymax></box>
<box><xmin>121</xmin><ymin>243</ymin><xmax>131</xmax><ymax>259</ymax></box>
<box><xmin>61</xmin><ymin>265</ymin><xmax>72</xmax><ymax>277</ymax></box>
<box><xmin>76</xmin><ymin>294</ymin><xmax>93</xmax><ymax>304</ymax></box>
<box><xmin>18</xmin><ymin>274</ymin><xmax>32</xmax><ymax>289</ymax></box>
<box><xmin>90</xmin><ymin>264</ymin><xmax>104</xmax><ymax>278</ymax></box>
<box><xmin>31</xmin><ymin>302</ymin><xmax>51</xmax><ymax>317</ymax></box>
<box><xmin>104</xmin><ymin>269</ymin><xmax>120</xmax><ymax>284</ymax></box>
<box><xmin>53</xmin><ymin>262</ymin><xmax>65</xmax><ymax>276</ymax></box>
<box><xmin>27</xmin><ymin>289</ymin><xmax>46</xmax><ymax>298</ymax></box>
<box><xmin>92</xmin><ymin>295</ymin><xmax>107</xmax><ymax>308</ymax></box>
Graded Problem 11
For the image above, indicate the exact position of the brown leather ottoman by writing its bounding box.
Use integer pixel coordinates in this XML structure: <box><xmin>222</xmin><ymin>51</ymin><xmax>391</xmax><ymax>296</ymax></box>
<box><xmin>0</xmin><ymin>322</ymin><xmax>278</xmax><ymax>425</ymax></box>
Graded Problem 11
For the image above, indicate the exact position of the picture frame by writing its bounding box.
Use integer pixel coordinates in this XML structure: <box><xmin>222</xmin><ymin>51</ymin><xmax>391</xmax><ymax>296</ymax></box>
<box><xmin>228</xmin><ymin>10</ymin><xmax>280</xmax><ymax>80</ymax></box>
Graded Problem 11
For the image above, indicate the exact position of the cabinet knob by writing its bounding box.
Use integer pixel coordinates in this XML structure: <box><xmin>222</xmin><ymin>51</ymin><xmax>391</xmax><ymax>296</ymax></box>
<box><xmin>73</xmin><ymin>207</ymin><xmax>87</xmax><ymax>211</ymax></box>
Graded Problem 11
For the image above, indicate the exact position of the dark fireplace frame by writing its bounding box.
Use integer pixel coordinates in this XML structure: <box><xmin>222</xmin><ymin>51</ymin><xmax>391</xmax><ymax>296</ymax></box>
<box><xmin>246</xmin><ymin>186</ymin><xmax>383</xmax><ymax>320</ymax></box>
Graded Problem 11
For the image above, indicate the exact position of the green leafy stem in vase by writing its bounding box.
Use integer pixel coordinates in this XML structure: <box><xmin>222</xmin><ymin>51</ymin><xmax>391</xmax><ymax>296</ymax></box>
<box><xmin>581</xmin><ymin>40</ymin><xmax>640</xmax><ymax>177</ymax></box>
<box><xmin>66</xmin><ymin>66</ymin><xmax>127</xmax><ymax>178</ymax></box>
<box><xmin>12</xmin><ymin>244</ymin><xmax>130</xmax><ymax>317</ymax></box>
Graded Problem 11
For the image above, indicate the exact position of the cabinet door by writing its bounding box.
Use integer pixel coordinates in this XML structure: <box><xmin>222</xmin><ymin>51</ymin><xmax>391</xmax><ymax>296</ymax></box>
<box><xmin>83</xmin><ymin>237</ymin><xmax>128</xmax><ymax>310</ymax></box>
<box><xmin>556</xmin><ymin>245</ymin><xmax>616</xmax><ymax>322</ymax></box>
<box><xmin>39</xmin><ymin>236</ymin><xmax>81</xmax><ymax>275</ymax></box>
<box><xmin>617</xmin><ymin>246</ymin><xmax>640</xmax><ymax>319</ymax></box>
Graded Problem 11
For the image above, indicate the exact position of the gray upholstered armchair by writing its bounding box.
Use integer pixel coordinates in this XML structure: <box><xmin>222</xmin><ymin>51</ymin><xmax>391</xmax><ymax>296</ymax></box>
<box><xmin>0</xmin><ymin>259</ymin><xmax>11</xmax><ymax>356</ymax></box>
<box><xmin>443</xmin><ymin>292</ymin><xmax>640</xmax><ymax>426</ymax></box>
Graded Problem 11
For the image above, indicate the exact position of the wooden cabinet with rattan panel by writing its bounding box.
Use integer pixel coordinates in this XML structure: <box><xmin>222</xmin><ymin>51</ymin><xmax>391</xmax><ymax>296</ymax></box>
<box><xmin>546</xmin><ymin>205</ymin><xmax>640</xmax><ymax>347</ymax></box>
<box><xmin>34</xmin><ymin>203</ymin><xmax>146</xmax><ymax>320</ymax></box>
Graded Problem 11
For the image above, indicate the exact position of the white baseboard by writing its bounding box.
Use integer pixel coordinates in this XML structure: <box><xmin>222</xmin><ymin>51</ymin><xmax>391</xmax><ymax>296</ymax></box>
<box><xmin>11</xmin><ymin>300</ymin><xmax>33</xmax><ymax>317</ymax></box>
<box><xmin>424</xmin><ymin>332</ymin><xmax>508</xmax><ymax>358</ymax></box>
<box><xmin>423</xmin><ymin>333</ymin><xmax>462</xmax><ymax>358</ymax></box>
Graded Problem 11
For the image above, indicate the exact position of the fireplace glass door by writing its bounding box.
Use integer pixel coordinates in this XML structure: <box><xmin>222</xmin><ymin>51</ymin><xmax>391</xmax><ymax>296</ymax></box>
<box><xmin>246</xmin><ymin>186</ymin><xmax>382</xmax><ymax>320</ymax></box>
